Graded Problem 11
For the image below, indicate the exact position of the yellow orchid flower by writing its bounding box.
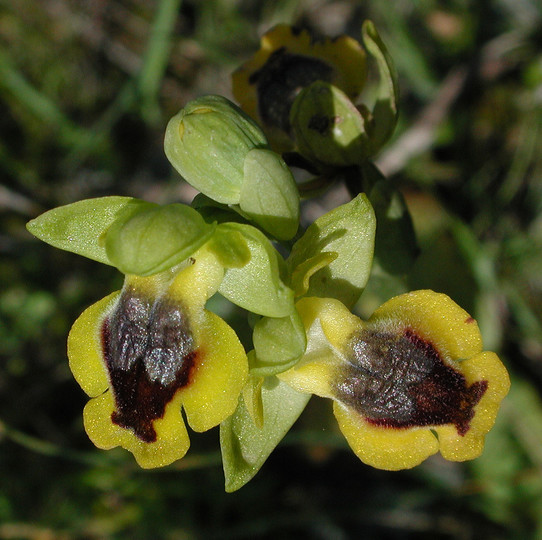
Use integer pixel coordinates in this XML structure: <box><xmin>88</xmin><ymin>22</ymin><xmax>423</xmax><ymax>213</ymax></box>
<box><xmin>279</xmin><ymin>290</ymin><xmax>510</xmax><ymax>470</ymax></box>
<box><xmin>232</xmin><ymin>24</ymin><xmax>367</xmax><ymax>151</ymax></box>
<box><xmin>67</xmin><ymin>246</ymin><xmax>248</xmax><ymax>468</ymax></box>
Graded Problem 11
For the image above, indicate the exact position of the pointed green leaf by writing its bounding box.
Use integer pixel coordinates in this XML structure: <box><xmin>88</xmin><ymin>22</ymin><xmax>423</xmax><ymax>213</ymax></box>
<box><xmin>360</xmin><ymin>162</ymin><xmax>418</xmax><ymax>276</ymax></box>
<box><xmin>26</xmin><ymin>196</ymin><xmax>141</xmax><ymax>265</ymax></box>
<box><xmin>240</xmin><ymin>148</ymin><xmax>299</xmax><ymax>240</ymax></box>
<box><xmin>218</xmin><ymin>223</ymin><xmax>294</xmax><ymax>317</ymax></box>
<box><xmin>221</xmin><ymin>376</ymin><xmax>310</xmax><ymax>492</ymax></box>
<box><xmin>105</xmin><ymin>202</ymin><xmax>215</xmax><ymax>276</ymax></box>
<box><xmin>251</xmin><ymin>310</ymin><xmax>307</xmax><ymax>377</ymax></box>
<box><xmin>287</xmin><ymin>194</ymin><xmax>376</xmax><ymax>308</ymax></box>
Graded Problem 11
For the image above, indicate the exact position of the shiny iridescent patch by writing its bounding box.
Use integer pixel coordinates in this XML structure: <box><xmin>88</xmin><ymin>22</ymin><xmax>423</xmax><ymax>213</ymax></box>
<box><xmin>248</xmin><ymin>47</ymin><xmax>333</xmax><ymax>132</ymax></box>
<box><xmin>102</xmin><ymin>287</ymin><xmax>196</xmax><ymax>443</ymax></box>
<box><xmin>336</xmin><ymin>328</ymin><xmax>488</xmax><ymax>435</ymax></box>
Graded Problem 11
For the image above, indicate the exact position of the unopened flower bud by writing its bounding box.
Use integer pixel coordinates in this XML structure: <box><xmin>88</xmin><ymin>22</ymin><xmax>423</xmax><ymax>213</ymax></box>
<box><xmin>165</xmin><ymin>95</ymin><xmax>268</xmax><ymax>204</ymax></box>
<box><xmin>290</xmin><ymin>81</ymin><xmax>372</xmax><ymax>167</ymax></box>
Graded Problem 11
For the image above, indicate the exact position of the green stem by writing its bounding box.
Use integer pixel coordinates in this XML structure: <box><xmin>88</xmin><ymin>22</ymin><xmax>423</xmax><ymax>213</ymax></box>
<box><xmin>0</xmin><ymin>418</ymin><xmax>105</xmax><ymax>467</ymax></box>
<box><xmin>0</xmin><ymin>49</ymin><xmax>87</xmax><ymax>148</ymax></box>
<box><xmin>138</xmin><ymin>0</ymin><xmax>183</xmax><ymax>123</ymax></box>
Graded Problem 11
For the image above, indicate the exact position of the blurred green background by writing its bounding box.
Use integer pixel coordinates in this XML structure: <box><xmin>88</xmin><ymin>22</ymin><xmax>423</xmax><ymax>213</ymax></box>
<box><xmin>1</xmin><ymin>0</ymin><xmax>542</xmax><ymax>538</ymax></box>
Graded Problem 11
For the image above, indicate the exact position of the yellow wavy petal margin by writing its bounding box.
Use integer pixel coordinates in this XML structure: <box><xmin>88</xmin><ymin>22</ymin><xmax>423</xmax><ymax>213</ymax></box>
<box><xmin>280</xmin><ymin>291</ymin><xmax>510</xmax><ymax>470</ymax></box>
<box><xmin>67</xmin><ymin>247</ymin><xmax>247</xmax><ymax>468</ymax></box>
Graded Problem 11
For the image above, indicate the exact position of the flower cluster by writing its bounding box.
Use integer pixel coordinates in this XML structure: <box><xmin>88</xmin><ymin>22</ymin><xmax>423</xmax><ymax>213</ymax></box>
<box><xmin>27</xmin><ymin>21</ymin><xmax>509</xmax><ymax>491</ymax></box>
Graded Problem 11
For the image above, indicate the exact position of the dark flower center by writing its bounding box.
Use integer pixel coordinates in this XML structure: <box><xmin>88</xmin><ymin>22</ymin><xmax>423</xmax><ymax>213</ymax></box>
<box><xmin>102</xmin><ymin>287</ymin><xmax>197</xmax><ymax>443</ymax></box>
<box><xmin>249</xmin><ymin>48</ymin><xmax>333</xmax><ymax>132</ymax></box>
<box><xmin>335</xmin><ymin>328</ymin><xmax>488</xmax><ymax>435</ymax></box>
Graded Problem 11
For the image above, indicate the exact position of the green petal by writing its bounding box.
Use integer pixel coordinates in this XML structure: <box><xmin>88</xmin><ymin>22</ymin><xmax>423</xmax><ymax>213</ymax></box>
<box><xmin>290</xmin><ymin>251</ymin><xmax>338</xmax><ymax>298</ymax></box>
<box><xmin>290</xmin><ymin>81</ymin><xmax>371</xmax><ymax>166</ymax></box>
<box><xmin>361</xmin><ymin>20</ymin><xmax>399</xmax><ymax>152</ymax></box>
<box><xmin>164</xmin><ymin>95</ymin><xmax>268</xmax><ymax>204</ymax></box>
<box><xmin>207</xmin><ymin>223</ymin><xmax>251</xmax><ymax>269</ymax></box>
<box><xmin>218</xmin><ymin>223</ymin><xmax>294</xmax><ymax>317</ymax></box>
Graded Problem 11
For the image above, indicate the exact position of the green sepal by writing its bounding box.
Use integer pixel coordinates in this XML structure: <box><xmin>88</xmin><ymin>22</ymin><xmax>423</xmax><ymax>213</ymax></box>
<box><xmin>218</xmin><ymin>223</ymin><xmax>295</xmax><ymax>317</ymax></box>
<box><xmin>164</xmin><ymin>95</ymin><xmax>268</xmax><ymax>204</ymax></box>
<box><xmin>251</xmin><ymin>310</ymin><xmax>307</xmax><ymax>377</ymax></box>
<box><xmin>290</xmin><ymin>81</ymin><xmax>372</xmax><ymax>166</ymax></box>
<box><xmin>287</xmin><ymin>193</ymin><xmax>376</xmax><ymax>308</ymax></box>
<box><xmin>240</xmin><ymin>148</ymin><xmax>299</xmax><ymax>241</ymax></box>
<box><xmin>220</xmin><ymin>376</ymin><xmax>311</xmax><ymax>492</ymax></box>
<box><xmin>105</xmin><ymin>202</ymin><xmax>215</xmax><ymax>276</ymax></box>
<box><xmin>290</xmin><ymin>251</ymin><xmax>338</xmax><ymax>298</ymax></box>
<box><xmin>26</xmin><ymin>196</ymin><xmax>142</xmax><ymax>265</ymax></box>
<box><xmin>207</xmin><ymin>223</ymin><xmax>251</xmax><ymax>269</ymax></box>
<box><xmin>362</xmin><ymin>20</ymin><xmax>399</xmax><ymax>153</ymax></box>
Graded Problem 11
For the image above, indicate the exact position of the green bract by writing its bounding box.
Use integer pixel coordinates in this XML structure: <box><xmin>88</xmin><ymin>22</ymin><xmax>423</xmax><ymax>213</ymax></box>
<box><xmin>104</xmin><ymin>202</ymin><xmax>215</xmax><ymax>276</ymax></box>
<box><xmin>164</xmin><ymin>95</ymin><xmax>268</xmax><ymax>204</ymax></box>
<box><xmin>290</xmin><ymin>81</ymin><xmax>372</xmax><ymax>167</ymax></box>
<box><xmin>287</xmin><ymin>194</ymin><xmax>376</xmax><ymax>308</ymax></box>
<box><xmin>220</xmin><ymin>376</ymin><xmax>310</xmax><ymax>492</ymax></box>
<box><xmin>26</xmin><ymin>196</ymin><xmax>144</xmax><ymax>265</ymax></box>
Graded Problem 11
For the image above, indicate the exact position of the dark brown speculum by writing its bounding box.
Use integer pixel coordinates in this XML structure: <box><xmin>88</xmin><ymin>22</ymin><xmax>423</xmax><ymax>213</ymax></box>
<box><xmin>101</xmin><ymin>287</ymin><xmax>197</xmax><ymax>443</ymax></box>
<box><xmin>335</xmin><ymin>328</ymin><xmax>488</xmax><ymax>435</ymax></box>
<box><xmin>249</xmin><ymin>48</ymin><xmax>333</xmax><ymax>132</ymax></box>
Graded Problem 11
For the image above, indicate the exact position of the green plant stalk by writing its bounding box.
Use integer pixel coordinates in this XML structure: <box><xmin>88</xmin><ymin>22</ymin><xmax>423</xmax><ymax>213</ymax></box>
<box><xmin>0</xmin><ymin>418</ymin><xmax>104</xmax><ymax>467</ymax></box>
<box><xmin>138</xmin><ymin>0</ymin><xmax>183</xmax><ymax>123</ymax></box>
<box><xmin>0</xmin><ymin>49</ymin><xmax>88</xmax><ymax>148</ymax></box>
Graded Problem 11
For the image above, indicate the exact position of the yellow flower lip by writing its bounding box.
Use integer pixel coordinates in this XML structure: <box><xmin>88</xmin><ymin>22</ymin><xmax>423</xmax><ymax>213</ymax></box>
<box><xmin>233</xmin><ymin>24</ymin><xmax>367</xmax><ymax>150</ymax></box>
<box><xmin>337</xmin><ymin>326</ymin><xmax>488</xmax><ymax>436</ymax></box>
<box><xmin>279</xmin><ymin>291</ymin><xmax>510</xmax><ymax>470</ymax></box>
<box><xmin>101</xmin><ymin>286</ymin><xmax>197</xmax><ymax>444</ymax></box>
<box><xmin>68</xmin><ymin>246</ymin><xmax>248</xmax><ymax>468</ymax></box>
